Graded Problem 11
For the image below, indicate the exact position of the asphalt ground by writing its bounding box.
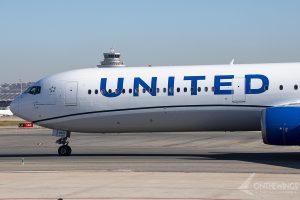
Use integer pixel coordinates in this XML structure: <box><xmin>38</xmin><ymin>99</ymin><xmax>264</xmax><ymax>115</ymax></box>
<box><xmin>0</xmin><ymin>128</ymin><xmax>299</xmax><ymax>199</ymax></box>
<box><xmin>0</xmin><ymin>128</ymin><xmax>299</xmax><ymax>173</ymax></box>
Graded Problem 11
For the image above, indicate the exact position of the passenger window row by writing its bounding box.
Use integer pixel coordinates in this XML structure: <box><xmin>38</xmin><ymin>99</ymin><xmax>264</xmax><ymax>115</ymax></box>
<box><xmin>265</xmin><ymin>85</ymin><xmax>298</xmax><ymax>91</ymax></box>
<box><xmin>88</xmin><ymin>85</ymin><xmax>299</xmax><ymax>95</ymax></box>
<box><xmin>88</xmin><ymin>87</ymin><xmax>213</xmax><ymax>95</ymax></box>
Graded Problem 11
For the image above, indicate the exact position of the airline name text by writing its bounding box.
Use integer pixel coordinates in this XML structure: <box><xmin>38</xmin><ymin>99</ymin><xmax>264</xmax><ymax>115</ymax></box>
<box><xmin>99</xmin><ymin>74</ymin><xmax>269</xmax><ymax>97</ymax></box>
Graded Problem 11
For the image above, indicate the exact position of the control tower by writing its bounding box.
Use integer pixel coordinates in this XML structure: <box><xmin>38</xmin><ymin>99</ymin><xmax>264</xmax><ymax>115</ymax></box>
<box><xmin>97</xmin><ymin>49</ymin><xmax>126</xmax><ymax>68</ymax></box>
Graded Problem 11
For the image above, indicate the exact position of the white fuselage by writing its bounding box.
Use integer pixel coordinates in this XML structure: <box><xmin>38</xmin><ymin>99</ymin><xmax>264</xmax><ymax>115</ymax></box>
<box><xmin>10</xmin><ymin>63</ymin><xmax>300</xmax><ymax>133</ymax></box>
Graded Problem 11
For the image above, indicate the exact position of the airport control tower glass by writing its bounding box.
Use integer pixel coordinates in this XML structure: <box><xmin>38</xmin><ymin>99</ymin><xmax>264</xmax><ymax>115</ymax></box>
<box><xmin>97</xmin><ymin>49</ymin><xmax>126</xmax><ymax>68</ymax></box>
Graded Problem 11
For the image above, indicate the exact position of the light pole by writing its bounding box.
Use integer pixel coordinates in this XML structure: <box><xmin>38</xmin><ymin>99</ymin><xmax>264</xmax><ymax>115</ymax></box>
<box><xmin>19</xmin><ymin>79</ymin><xmax>22</xmax><ymax>94</ymax></box>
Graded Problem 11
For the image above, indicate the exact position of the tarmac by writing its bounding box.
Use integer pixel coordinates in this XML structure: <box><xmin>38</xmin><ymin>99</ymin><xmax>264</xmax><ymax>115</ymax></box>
<box><xmin>0</xmin><ymin>128</ymin><xmax>299</xmax><ymax>199</ymax></box>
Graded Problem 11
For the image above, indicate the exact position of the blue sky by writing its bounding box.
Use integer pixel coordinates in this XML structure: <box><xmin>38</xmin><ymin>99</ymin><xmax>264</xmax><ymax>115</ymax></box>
<box><xmin>1</xmin><ymin>0</ymin><xmax>300</xmax><ymax>82</ymax></box>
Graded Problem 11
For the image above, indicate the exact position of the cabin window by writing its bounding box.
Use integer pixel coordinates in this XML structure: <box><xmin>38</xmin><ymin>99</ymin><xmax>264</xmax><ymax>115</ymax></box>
<box><xmin>95</xmin><ymin>89</ymin><xmax>98</xmax><ymax>94</ymax></box>
<box><xmin>184</xmin><ymin>87</ymin><xmax>187</xmax><ymax>92</ymax></box>
<box><xmin>108</xmin><ymin>89</ymin><xmax>112</xmax><ymax>94</ymax></box>
<box><xmin>169</xmin><ymin>87</ymin><xmax>174</xmax><ymax>93</ymax></box>
<box><xmin>295</xmin><ymin>85</ymin><xmax>298</xmax><ymax>90</ymax></box>
<box><xmin>205</xmin><ymin>87</ymin><xmax>208</xmax><ymax>92</ymax></box>
<box><xmin>177</xmin><ymin>87</ymin><xmax>180</xmax><ymax>92</ymax></box>
<box><xmin>129</xmin><ymin>89</ymin><xmax>133</xmax><ymax>94</ymax></box>
<box><xmin>122</xmin><ymin>89</ymin><xmax>126</xmax><ymax>94</ymax></box>
<box><xmin>198</xmin><ymin>87</ymin><xmax>201</xmax><ymax>92</ymax></box>
<box><xmin>191</xmin><ymin>87</ymin><xmax>194</xmax><ymax>93</ymax></box>
<box><xmin>211</xmin><ymin>87</ymin><xmax>214</xmax><ymax>92</ymax></box>
<box><xmin>156</xmin><ymin>88</ymin><xmax>160</xmax><ymax>93</ymax></box>
<box><xmin>115</xmin><ymin>89</ymin><xmax>119</xmax><ymax>93</ymax></box>
<box><xmin>88</xmin><ymin>89</ymin><xmax>91</xmax><ymax>95</ymax></box>
<box><xmin>279</xmin><ymin>85</ymin><xmax>283</xmax><ymax>90</ymax></box>
<box><xmin>142</xmin><ymin>89</ymin><xmax>146</xmax><ymax>93</ymax></box>
<box><xmin>264</xmin><ymin>86</ymin><xmax>269</xmax><ymax>91</ymax></box>
<box><xmin>163</xmin><ymin>88</ymin><xmax>167</xmax><ymax>93</ymax></box>
<box><xmin>149</xmin><ymin>88</ymin><xmax>153</xmax><ymax>93</ymax></box>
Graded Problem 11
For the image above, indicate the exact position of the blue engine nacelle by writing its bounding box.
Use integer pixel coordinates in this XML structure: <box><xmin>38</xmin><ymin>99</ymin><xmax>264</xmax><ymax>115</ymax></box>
<box><xmin>261</xmin><ymin>107</ymin><xmax>300</xmax><ymax>145</ymax></box>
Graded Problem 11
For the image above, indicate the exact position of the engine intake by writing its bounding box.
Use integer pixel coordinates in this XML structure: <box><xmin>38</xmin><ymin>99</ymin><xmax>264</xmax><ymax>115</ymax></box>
<box><xmin>261</xmin><ymin>107</ymin><xmax>300</xmax><ymax>145</ymax></box>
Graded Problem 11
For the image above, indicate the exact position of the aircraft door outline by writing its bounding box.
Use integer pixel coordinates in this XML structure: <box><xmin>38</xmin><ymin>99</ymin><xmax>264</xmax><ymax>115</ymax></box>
<box><xmin>65</xmin><ymin>81</ymin><xmax>78</xmax><ymax>106</ymax></box>
<box><xmin>232</xmin><ymin>77</ymin><xmax>246</xmax><ymax>103</ymax></box>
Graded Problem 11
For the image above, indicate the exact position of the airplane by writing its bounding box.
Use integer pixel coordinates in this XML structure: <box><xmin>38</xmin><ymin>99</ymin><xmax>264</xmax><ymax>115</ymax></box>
<box><xmin>0</xmin><ymin>107</ymin><xmax>13</xmax><ymax>116</ymax></box>
<box><xmin>9</xmin><ymin>62</ymin><xmax>300</xmax><ymax>156</ymax></box>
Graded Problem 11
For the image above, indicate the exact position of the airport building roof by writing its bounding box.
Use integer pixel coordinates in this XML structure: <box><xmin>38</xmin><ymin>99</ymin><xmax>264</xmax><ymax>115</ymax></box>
<box><xmin>0</xmin><ymin>82</ymin><xmax>33</xmax><ymax>101</ymax></box>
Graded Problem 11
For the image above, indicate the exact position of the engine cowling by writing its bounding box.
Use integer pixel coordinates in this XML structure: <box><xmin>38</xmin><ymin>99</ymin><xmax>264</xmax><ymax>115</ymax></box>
<box><xmin>261</xmin><ymin>107</ymin><xmax>300</xmax><ymax>145</ymax></box>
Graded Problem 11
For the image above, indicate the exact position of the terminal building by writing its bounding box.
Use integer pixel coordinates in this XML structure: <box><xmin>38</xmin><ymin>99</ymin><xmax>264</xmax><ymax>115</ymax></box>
<box><xmin>0</xmin><ymin>82</ymin><xmax>33</xmax><ymax>109</ymax></box>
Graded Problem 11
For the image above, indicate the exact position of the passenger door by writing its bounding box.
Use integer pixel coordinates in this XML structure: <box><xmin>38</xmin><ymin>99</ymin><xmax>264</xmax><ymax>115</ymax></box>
<box><xmin>232</xmin><ymin>77</ymin><xmax>246</xmax><ymax>103</ymax></box>
<box><xmin>65</xmin><ymin>82</ymin><xmax>78</xmax><ymax>106</ymax></box>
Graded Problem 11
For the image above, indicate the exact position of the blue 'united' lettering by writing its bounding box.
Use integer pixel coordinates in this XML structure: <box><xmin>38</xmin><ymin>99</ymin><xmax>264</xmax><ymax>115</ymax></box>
<box><xmin>99</xmin><ymin>74</ymin><xmax>269</xmax><ymax>98</ymax></box>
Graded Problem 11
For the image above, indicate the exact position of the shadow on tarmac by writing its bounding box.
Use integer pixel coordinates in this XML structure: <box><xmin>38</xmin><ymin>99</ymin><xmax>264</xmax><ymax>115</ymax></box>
<box><xmin>0</xmin><ymin>152</ymin><xmax>299</xmax><ymax>169</ymax></box>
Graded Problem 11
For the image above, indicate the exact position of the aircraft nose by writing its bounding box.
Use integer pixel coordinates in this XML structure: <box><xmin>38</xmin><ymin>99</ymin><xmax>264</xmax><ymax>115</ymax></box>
<box><xmin>10</xmin><ymin>98</ymin><xmax>19</xmax><ymax>116</ymax></box>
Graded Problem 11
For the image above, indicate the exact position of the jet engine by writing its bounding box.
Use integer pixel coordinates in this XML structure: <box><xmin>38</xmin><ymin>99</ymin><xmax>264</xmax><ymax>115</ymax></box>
<box><xmin>261</xmin><ymin>107</ymin><xmax>300</xmax><ymax>145</ymax></box>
